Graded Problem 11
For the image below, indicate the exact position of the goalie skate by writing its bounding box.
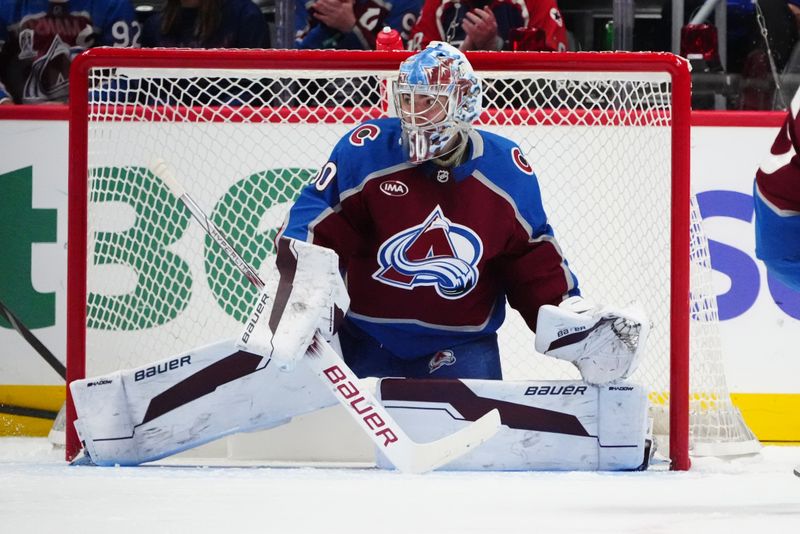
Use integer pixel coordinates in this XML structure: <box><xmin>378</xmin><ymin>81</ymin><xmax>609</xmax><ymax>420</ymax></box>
<box><xmin>69</xmin><ymin>447</ymin><xmax>97</xmax><ymax>466</ymax></box>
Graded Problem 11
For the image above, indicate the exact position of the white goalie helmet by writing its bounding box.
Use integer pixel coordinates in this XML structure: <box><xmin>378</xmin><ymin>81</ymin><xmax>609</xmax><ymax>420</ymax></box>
<box><xmin>393</xmin><ymin>41</ymin><xmax>483</xmax><ymax>163</ymax></box>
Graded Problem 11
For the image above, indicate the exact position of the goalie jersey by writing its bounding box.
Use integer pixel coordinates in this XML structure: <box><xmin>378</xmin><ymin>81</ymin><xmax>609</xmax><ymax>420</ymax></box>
<box><xmin>281</xmin><ymin>118</ymin><xmax>580</xmax><ymax>359</ymax></box>
<box><xmin>754</xmin><ymin>96</ymin><xmax>800</xmax><ymax>291</ymax></box>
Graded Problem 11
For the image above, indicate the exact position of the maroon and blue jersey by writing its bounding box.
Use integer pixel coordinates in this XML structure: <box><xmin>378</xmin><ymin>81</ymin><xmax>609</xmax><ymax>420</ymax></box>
<box><xmin>0</xmin><ymin>0</ymin><xmax>139</xmax><ymax>103</ymax></box>
<box><xmin>755</xmin><ymin>103</ymin><xmax>800</xmax><ymax>291</ymax></box>
<box><xmin>281</xmin><ymin>118</ymin><xmax>580</xmax><ymax>359</ymax></box>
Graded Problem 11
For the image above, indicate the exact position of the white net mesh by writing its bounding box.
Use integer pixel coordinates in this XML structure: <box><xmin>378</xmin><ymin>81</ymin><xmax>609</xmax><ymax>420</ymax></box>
<box><xmin>683</xmin><ymin>196</ymin><xmax>759</xmax><ymax>455</ymax></box>
<box><xmin>71</xmin><ymin>50</ymin><xmax>757</xmax><ymax>461</ymax></box>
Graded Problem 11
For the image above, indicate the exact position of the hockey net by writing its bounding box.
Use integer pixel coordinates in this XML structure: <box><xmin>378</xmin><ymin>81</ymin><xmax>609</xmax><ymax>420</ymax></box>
<box><xmin>66</xmin><ymin>48</ymin><xmax>758</xmax><ymax>468</ymax></box>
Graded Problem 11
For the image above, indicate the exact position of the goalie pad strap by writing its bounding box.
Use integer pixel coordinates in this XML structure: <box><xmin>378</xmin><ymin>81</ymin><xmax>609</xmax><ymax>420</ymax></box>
<box><xmin>270</xmin><ymin>237</ymin><xmax>298</xmax><ymax>334</ymax></box>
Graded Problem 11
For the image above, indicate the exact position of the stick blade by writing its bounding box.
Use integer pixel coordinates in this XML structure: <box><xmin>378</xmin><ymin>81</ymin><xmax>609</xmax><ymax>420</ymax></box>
<box><xmin>395</xmin><ymin>408</ymin><xmax>502</xmax><ymax>474</ymax></box>
<box><xmin>305</xmin><ymin>337</ymin><xmax>501</xmax><ymax>475</ymax></box>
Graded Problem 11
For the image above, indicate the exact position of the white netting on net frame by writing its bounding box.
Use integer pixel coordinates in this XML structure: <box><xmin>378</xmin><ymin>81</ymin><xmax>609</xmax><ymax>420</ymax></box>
<box><xmin>684</xmin><ymin>196</ymin><xmax>759</xmax><ymax>455</ymax></box>
<box><xmin>79</xmin><ymin>62</ymin><xmax>757</xmax><ymax>457</ymax></box>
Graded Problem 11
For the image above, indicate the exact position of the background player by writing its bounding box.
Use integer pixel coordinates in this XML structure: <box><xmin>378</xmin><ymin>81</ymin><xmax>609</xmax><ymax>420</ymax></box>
<box><xmin>753</xmin><ymin>85</ymin><xmax>800</xmax><ymax>477</ymax></box>
<box><xmin>754</xmin><ymin>85</ymin><xmax>800</xmax><ymax>292</ymax></box>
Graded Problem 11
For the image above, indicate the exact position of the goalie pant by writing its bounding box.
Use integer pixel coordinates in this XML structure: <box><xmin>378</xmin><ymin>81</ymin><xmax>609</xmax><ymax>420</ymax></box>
<box><xmin>70</xmin><ymin>340</ymin><xmax>649</xmax><ymax>470</ymax></box>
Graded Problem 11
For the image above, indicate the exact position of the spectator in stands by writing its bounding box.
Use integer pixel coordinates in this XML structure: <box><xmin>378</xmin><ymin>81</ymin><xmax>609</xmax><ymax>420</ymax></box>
<box><xmin>0</xmin><ymin>0</ymin><xmax>140</xmax><ymax>105</ymax></box>
<box><xmin>790</xmin><ymin>0</ymin><xmax>800</xmax><ymax>27</ymax></box>
<box><xmin>738</xmin><ymin>0</ymin><xmax>799</xmax><ymax>109</ymax></box>
<box><xmin>407</xmin><ymin>0</ymin><xmax>568</xmax><ymax>52</ymax></box>
<box><xmin>295</xmin><ymin>0</ymin><xmax>422</xmax><ymax>49</ymax></box>
<box><xmin>141</xmin><ymin>0</ymin><xmax>268</xmax><ymax>48</ymax></box>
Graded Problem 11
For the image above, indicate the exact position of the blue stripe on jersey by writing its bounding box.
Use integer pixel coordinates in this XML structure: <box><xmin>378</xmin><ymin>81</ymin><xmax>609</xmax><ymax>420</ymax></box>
<box><xmin>754</xmin><ymin>180</ymin><xmax>800</xmax><ymax>291</ymax></box>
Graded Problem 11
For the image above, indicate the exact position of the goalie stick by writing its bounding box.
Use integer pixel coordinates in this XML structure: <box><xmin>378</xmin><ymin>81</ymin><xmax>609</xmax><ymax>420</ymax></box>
<box><xmin>0</xmin><ymin>297</ymin><xmax>64</xmax><ymax>437</ymax></box>
<box><xmin>152</xmin><ymin>160</ymin><xmax>502</xmax><ymax>474</ymax></box>
<box><xmin>0</xmin><ymin>297</ymin><xmax>66</xmax><ymax>380</ymax></box>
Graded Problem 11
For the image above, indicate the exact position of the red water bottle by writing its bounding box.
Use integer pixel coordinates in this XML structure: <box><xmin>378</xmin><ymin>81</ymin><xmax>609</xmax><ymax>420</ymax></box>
<box><xmin>376</xmin><ymin>26</ymin><xmax>403</xmax><ymax>51</ymax></box>
<box><xmin>509</xmin><ymin>27</ymin><xmax>547</xmax><ymax>51</ymax></box>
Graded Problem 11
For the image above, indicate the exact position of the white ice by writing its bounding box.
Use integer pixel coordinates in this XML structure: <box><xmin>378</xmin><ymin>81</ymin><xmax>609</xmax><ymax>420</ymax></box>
<box><xmin>1</xmin><ymin>438</ymin><xmax>798</xmax><ymax>534</ymax></box>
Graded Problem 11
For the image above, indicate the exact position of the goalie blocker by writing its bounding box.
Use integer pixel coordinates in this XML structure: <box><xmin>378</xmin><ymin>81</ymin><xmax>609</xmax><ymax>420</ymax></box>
<box><xmin>70</xmin><ymin>339</ymin><xmax>650</xmax><ymax>470</ymax></box>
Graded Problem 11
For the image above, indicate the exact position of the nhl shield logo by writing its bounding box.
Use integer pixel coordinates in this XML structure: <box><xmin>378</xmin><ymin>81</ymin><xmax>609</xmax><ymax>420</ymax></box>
<box><xmin>373</xmin><ymin>206</ymin><xmax>483</xmax><ymax>299</ymax></box>
<box><xmin>429</xmin><ymin>350</ymin><xmax>456</xmax><ymax>374</ymax></box>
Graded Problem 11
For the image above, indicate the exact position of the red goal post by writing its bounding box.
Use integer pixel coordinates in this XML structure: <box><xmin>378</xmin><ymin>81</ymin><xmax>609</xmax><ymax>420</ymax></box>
<box><xmin>67</xmin><ymin>48</ymin><xmax>700</xmax><ymax>469</ymax></box>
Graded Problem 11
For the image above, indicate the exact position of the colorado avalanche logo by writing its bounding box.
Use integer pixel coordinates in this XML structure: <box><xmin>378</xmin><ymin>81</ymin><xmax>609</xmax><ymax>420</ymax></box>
<box><xmin>429</xmin><ymin>350</ymin><xmax>456</xmax><ymax>374</ymax></box>
<box><xmin>373</xmin><ymin>206</ymin><xmax>483</xmax><ymax>299</ymax></box>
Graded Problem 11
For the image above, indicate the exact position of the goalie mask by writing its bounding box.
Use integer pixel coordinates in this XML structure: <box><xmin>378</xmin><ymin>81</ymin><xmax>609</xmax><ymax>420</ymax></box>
<box><xmin>393</xmin><ymin>41</ymin><xmax>483</xmax><ymax>164</ymax></box>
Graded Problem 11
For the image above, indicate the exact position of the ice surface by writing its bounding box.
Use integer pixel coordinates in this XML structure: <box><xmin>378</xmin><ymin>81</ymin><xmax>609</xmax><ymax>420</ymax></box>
<box><xmin>1</xmin><ymin>438</ymin><xmax>798</xmax><ymax>534</ymax></box>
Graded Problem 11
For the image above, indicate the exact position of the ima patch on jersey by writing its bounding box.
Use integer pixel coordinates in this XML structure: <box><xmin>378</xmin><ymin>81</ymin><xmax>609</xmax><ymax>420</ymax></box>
<box><xmin>373</xmin><ymin>206</ymin><xmax>483</xmax><ymax>299</ymax></box>
<box><xmin>379</xmin><ymin>180</ymin><xmax>409</xmax><ymax>196</ymax></box>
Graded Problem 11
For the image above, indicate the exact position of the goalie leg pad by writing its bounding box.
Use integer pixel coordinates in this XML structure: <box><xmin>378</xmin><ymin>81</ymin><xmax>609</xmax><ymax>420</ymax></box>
<box><xmin>70</xmin><ymin>339</ymin><xmax>337</xmax><ymax>466</ymax></box>
<box><xmin>376</xmin><ymin>378</ymin><xmax>651</xmax><ymax>471</ymax></box>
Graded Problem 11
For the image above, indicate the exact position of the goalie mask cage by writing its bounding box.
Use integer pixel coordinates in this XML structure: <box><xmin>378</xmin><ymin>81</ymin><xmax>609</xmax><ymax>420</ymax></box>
<box><xmin>66</xmin><ymin>48</ymin><xmax>758</xmax><ymax>470</ymax></box>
